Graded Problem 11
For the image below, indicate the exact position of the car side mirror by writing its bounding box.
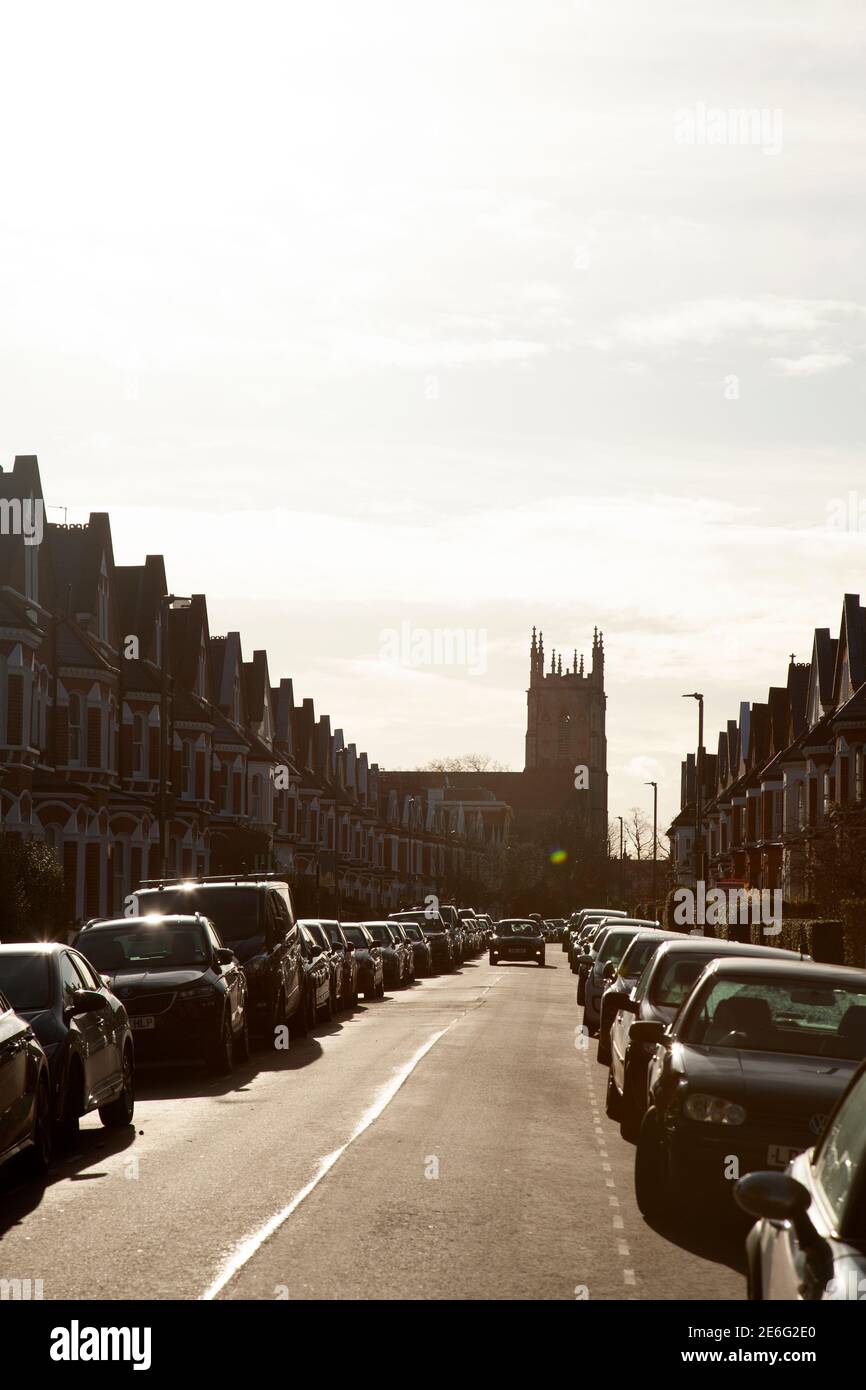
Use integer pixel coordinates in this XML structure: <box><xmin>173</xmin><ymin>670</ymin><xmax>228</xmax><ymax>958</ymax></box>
<box><xmin>603</xmin><ymin>962</ymin><xmax>617</xmax><ymax>980</ymax></box>
<box><xmin>214</xmin><ymin>948</ymin><xmax>234</xmax><ymax>967</ymax></box>
<box><xmin>619</xmin><ymin>995</ymin><xmax>639</xmax><ymax>1013</ymax></box>
<box><xmin>69</xmin><ymin>988</ymin><xmax>105</xmax><ymax>1016</ymax></box>
<box><xmin>346</xmin><ymin>941</ymin><xmax>355</xmax><ymax>950</ymax></box>
<box><xmin>629</xmin><ymin>1020</ymin><xmax>666</xmax><ymax>1046</ymax></box>
<box><xmin>734</xmin><ymin>1172</ymin><xmax>810</xmax><ymax>1224</ymax></box>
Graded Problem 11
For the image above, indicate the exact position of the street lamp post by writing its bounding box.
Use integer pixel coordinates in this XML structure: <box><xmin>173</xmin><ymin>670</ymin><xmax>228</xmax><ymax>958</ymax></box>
<box><xmin>682</xmin><ymin>693</ymin><xmax>705</xmax><ymax>887</ymax></box>
<box><xmin>645</xmin><ymin>780</ymin><xmax>658</xmax><ymax>911</ymax></box>
<box><xmin>333</xmin><ymin>747</ymin><xmax>346</xmax><ymax>921</ymax></box>
<box><xmin>618</xmin><ymin>814</ymin><xmax>624</xmax><ymax>900</ymax></box>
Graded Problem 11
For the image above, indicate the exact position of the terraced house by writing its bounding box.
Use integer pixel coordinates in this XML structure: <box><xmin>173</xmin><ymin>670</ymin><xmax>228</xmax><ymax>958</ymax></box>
<box><xmin>669</xmin><ymin>593</ymin><xmax>866</xmax><ymax>909</ymax></box>
<box><xmin>0</xmin><ymin>455</ymin><xmax>504</xmax><ymax>927</ymax></box>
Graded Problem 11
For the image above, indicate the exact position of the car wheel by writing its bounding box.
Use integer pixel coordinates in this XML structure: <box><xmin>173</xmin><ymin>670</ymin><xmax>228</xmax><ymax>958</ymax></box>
<box><xmin>604</xmin><ymin>1069</ymin><xmax>621</xmax><ymax>1119</ymax></box>
<box><xmin>24</xmin><ymin>1077</ymin><xmax>52</xmax><ymax>1177</ymax></box>
<box><xmin>619</xmin><ymin>1058</ymin><xmax>644</xmax><ymax>1142</ymax></box>
<box><xmin>99</xmin><ymin>1046</ymin><xmax>135</xmax><ymax>1129</ymax></box>
<box><xmin>208</xmin><ymin>1009</ymin><xmax>235</xmax><ymax>1076</ymax></box>
<box><xmin>634</xmin><ymin>1107</ymin><xmax>669</xmax><ymax>1220</ymax></box>
<box><xmin>57</xmin><ymin>1061</ymin><xmax>83</xmax><ymax>1150</ymax></box>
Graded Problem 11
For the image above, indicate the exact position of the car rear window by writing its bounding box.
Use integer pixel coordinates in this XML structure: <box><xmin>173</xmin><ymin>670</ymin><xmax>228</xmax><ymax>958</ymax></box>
<box><xmin>342</xmin><ymin>926</ymin><xmax>369</xmax><ymax>947</ymax></box>
<box><xmin>136</xmin><ymin>887</ymin><xmax>262</xmax><ymax>946</ymax></box>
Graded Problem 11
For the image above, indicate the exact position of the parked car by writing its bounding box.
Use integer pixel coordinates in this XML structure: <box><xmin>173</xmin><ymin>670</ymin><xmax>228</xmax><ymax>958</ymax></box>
<box><xmin>342</xmin><ymin>924</ymin><xmax>384</xmax><ymax>1000</ymax></box>
<box><xmin>458</xmin><ymin>909</ymin><xmax>483</xmax><ymax>955</ymax></box>
<box><xmin>597</xmin><ymin>930</ymin><xmax>680</xmax><ymax>1065</ymax></box>
<box><xmin>362</xmin><ymin>922</ymin><xmax>412</xmax><ymax>988</ymax></box>
<box><xmin>318</xmin><ymin>920</ymin><xmax>360</xmax><ymax>1008</ymax></box>
<box><xmin>402</xmin><ymin>923</ymin><xmax>434</xmax><ymax>977</ymax></box>
<box><xmin>301</xmin><ymin>921</ymin><xmax>346</xmax><ymax>1013</ymax></box>
<box><xmin>440</xmin><ymin>905</ymin><xmax>466</xmax><ymax>961</ymax></box>
<box><xmin>573</xmin><ymin>917</ymin><xmax>624</xmax><ymax>991</ymax></box>
<box><xmin>0</xmin><ymin>941</ymin><xmax>135</xmax><ymax>1145</ymax></box>
<box><xmin>736</xmin><ymin>1056</ymin><xmax>866</xmax><ymax>1300</ymax></box>
<box><xmin>75</xmin><ymin>914</ymin><xmax>247</xmax><ymax>1076</ymax></box>
<box><xmin>390</xmin><ymin>910</ymin><xmax>455</xmax><ymax>972</ymax></box>
<box><xmin>489</xmin><ymin>919</ymin><xmax>546</xmax><ymax>966</ymax></box>
<box><xmin>608</xmin><ymin>937</ymin><xmax>804</xmax><ymax>1140</ymax></box>
<box><xmin>634</xmin><ymin>957</ymin><xmax>866</xmax><ymax>1220</ymax></box>
<box><xmin>134</xmin><ymin>875</ymin><xmax>305</xmax><ymax>1040</ymax></box>
<box><xmin>580</xmin><ymin>921</ymin><xmax>661</xmax><ymax>1035</ymax></box>
<box><xmin>565</xmin><ymin>908</ymin><xmax>626</xmax><ymax>955</ymax></box>
<box><xmin>387</xmin><ymin>922</ymin><xmax>416</xmax><ymax>981</ymax></box>
<box><xmin>299</xmin><ymin>924</ymin><xmax>333</xmax><ymax>1024</ymax></box>
<box><xmin>0</xmin><ymin>987</ymin><xmax>52</xmax><ymax>1177</ymax></box>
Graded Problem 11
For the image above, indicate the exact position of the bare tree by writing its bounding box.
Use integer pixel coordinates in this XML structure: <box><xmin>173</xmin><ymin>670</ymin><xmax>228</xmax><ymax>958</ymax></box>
<box><xmin>421</xmin><ymin>753</ymin><xmax>509</xmax><ymax>772</ymax></box>
<box><xmin>625</xmin><ymin>806</ymin><xmax>652</xmax><ymax>861</ymax></box>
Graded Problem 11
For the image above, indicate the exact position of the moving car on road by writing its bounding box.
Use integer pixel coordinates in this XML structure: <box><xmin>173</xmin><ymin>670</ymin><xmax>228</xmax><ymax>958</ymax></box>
<box><xmin>134</xmin><ymin>875</ymin><xmax>305</xmax><ymax>1041</ymax></box>
<box><xmin>608</xmin><ymin>936</ymin><xmax>802</xmax><ymax>1139</ymax></box>
<box><xmin>489</xmin><ymin>919</ymin><xmax>546</xmax><ymax>966</ymax></box>
<box><xmin>736</xmin><ymin>1055</ymin><xmax>866</xmax><ymax>1300</ymax></box>
<box><xmin>342</xmin><ymin>924</ymin><xmax>384</xmax><ymax>1000</ymax></box>
<box><xmin>634</xmin><ymin>957</ymin><xmax>866</xmax><ymax>1220</ymax></box>
<box><xmin>76</xmin><ymin>914</ymin><xmax>247</xmax><ymax>1076</ymax></box>
<box><xmin>0</xmin><ymin>988</ymin><xmax>52</xmax><ymax>1177</ymax></box>
<box><xmin>0</xmin><ymin>941</ymin><xmax>135</xmax><ymax>1145</ymax></box>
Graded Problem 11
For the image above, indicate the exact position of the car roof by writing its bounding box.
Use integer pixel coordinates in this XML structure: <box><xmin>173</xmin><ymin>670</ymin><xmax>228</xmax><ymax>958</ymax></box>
<box><xmin>79</xmin><ymin>914</ymin><xmax>207</xmax><ymax>930</ymax></box>
<box><xmin>702</xmin><ymin>956</ymin><xmax>866</xmax><ymax>983</ymax></box>
<box><xmin>138</xmin><ymin>880</ymin><xmax>288</xmax><ymax>893</ymax></box>
<box><xmin>0</xmin><ymin>941</ymin><xmax>65</xmax><ymax>954</ymax></box>
<box><xmin>650</xmin><ymin>937</ymin><xmax>801</xmax><ymax>961</ymax></box>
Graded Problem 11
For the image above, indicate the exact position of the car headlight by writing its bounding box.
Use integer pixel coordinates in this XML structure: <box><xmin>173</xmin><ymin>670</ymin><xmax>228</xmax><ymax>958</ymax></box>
<box><xmin>683</xmin><ymin>1092</ymin><xmax>746</xmax><ymax>1126</ymax></box>
<box><xmin>178</xmin><ymin>984</ymin><xmax>217</xmax><ymax>1000</ymax></box>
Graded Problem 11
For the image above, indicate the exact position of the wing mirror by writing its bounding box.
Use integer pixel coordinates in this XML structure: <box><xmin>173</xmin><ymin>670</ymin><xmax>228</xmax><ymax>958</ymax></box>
<box><xmin>734</xmin><ymin>1172</ymin><xmax>810</xmax><ymax>1224</ymax></box>
<box><xmin>629</xmin><ymin>1020</ymin><xmax>666</xmax><ymax>1046</ymax></box>
<box><xmin>214</xmin><ymin>948</ymin><xmax>234</xmax><ymax>967</ymax></box>
<box><xmin>69</xmin><ymin>988</ymin><xmax>105</xmax><ymax>1016</ymax></box>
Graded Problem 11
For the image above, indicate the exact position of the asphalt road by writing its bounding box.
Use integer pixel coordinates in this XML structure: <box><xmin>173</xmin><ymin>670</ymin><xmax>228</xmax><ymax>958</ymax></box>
<box><xmin>0</xmin><ymin>952</ymin><xmax>746</xmax><ymax>1301</ymax></box>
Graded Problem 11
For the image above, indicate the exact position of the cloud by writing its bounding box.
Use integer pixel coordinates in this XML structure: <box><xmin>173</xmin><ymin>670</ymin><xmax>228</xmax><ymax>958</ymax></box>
<box><xmin>597</xmin><ymin>297</ymin><xmax>866</xmax><ymax>355</ymax></box>
<box><xmin>770</xmin><ymin>352</ymin><xmax>853</xmax><ymax>377</ymax></box>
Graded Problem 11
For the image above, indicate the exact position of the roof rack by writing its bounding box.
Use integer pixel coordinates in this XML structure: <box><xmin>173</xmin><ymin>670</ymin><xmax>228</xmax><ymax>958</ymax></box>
<box><xmin>138</xmin><ymin>872</ymin><xmax>286</xmax><ymax>889</ymax></box>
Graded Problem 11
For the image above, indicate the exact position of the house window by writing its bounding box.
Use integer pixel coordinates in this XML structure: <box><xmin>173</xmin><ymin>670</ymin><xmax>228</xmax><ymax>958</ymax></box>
<box><xmin>68</xmin><ymin>694</ymin><xmax>83</xmax><ymax>764</ymax></box>
<box><xmin>856</xmin><ymin>748</ymin><xmax>864</xmax><ymax>802</ymax></box>
<box><xmin>133</xmin><ymin>715</ymin><xmax>146</xmax><ymax>775</ymax></box>
<box><xmin>250</xmin><ymin>775</ymin><xmax>262</xmax><ymax>821</ymax></box>
<box><xmin>823</xmin><ymin>770</ymin><xmax>833</xmax><ymax>817</ymax></box>
<box><xmin>182</xmin><ymin>740</ymin><xmax>193</xmax><ymax>797</ymax></box>
<box><xmin>797</xmin><ymin>783</ymin><xmax>805</xmax><ymax>831</ymax></box>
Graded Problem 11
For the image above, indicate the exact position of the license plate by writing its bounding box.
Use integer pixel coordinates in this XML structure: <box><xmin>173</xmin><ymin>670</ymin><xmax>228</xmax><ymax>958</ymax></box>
<box><xmin>130</xmin><ymin>1015</ymin><xmax>155</xmax><ymax>1031</ymax></box>
<box><xmin>511</xmin><ymin>948</ymin><xmax>526</xmax><ymax>956</ymax></box>
<box><xmin>767</xmin><ymin>1144</ymin><xmax>800</xmax><ymax>1169</ymax></box>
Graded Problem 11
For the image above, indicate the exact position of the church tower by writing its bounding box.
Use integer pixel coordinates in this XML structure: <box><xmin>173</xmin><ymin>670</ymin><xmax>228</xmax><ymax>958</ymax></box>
<box><xmin>524</xmin><ymin>624</ymin><xmax>607</xmax><ymax>843</ymax></box>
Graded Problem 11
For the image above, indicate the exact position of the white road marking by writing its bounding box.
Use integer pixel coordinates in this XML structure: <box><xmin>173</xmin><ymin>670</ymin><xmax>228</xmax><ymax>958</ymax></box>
<box><xmin>201</xmin><ymin>1021</ymin><xmax>456</xmax><ymax>1299</ymax></box>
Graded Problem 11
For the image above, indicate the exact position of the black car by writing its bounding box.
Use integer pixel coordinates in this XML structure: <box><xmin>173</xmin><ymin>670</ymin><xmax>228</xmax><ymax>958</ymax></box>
<box><xmin>0</xmin><ymin>942</ymin><xmax>134</xmax><ymax>1146</ymax></box>
<box><xmin>0</xmin><ymin>988</ymin><xmax>52</xmax><ymax>1177</ymax></box>
<box><xmin>362</xmin><ymin>922</ymin><xmax>411</xmax><ymax>987</ymax></box>
<box><xmin>608</xmin><ymin>936</ymin><xmax>802</xmax><ymax>1141</ymax></box>
<box><xmin>299</xmin><ymin>924</ymin><xmax>333</xmax><ymax>1025</ymax></box>
<box><xmin>76</xmin><ymin>915</ymin><xmax>248</xmax><ymax>1076</ymax></box>
<box><xmin>634</xmin><ymin>957</ymin><xmax>866</xmax><ymax>1220</ymax></box>
<box><xmin>489</xmin><ymin>919</ymin><xmax>545</xmax><ymax>966</ymax></box>
<box><xmin>301</xmin><ymin>921</ymin><xmax>346</xmax><ymax>1013</ymax></box>
<box><xmin>402</xmin><ymin>923</ymin><xmax>434</xmax><ymax>977</ymax></box>
<box><xmin>318</xmin><ymin>920</ymin><xmax>359</xmax><ymax>1008</ymax></box>
<box><xmin>390</xmin><ymin>910</ymin><xmax>455</xmax><ymax>972</ymax></box>
<box><xmin>342</xmin><ymin>924</ymin><xmax>384</xmax><ymax>1000</ymax></box>
<box><xmin>134</xmin><ymin>876</ymin><xmax>305</xmax><ymax>1041</ymax></box>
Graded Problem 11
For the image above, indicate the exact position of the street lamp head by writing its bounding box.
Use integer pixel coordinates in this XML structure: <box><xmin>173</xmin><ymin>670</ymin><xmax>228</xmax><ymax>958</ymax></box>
<box><xmin>681</xmin><ymin>692</ymin><xmax>703</xmax><ymax>701</ymax></box>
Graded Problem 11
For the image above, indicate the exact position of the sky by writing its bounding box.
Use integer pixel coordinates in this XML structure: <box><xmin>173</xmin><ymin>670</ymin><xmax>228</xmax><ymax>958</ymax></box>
<box><xmin>2</xmin><ymin>0</ymin><xmax>865</xmax><ymax>838</ymax></box>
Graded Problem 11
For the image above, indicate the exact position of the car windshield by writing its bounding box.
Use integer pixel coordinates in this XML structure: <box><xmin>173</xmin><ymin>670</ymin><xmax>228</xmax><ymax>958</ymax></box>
<box><xmin>365</xmin><ymin>925</ymin><xmax>393</xmax><ymax>945</ymax></box>
<box><xmin>619</xmin><ymin>936</ymin><xmax>664</xmax><ymax>979</ymax></box>
<box><xmin>342</xmin><ymin>926</ymin><xmax>369</xmax><ymax>947</ymax></box>
<box><xmin>80</xmin><ymin>920</ymin><xmax>210</xmax><ymax>970</ymax></box>
<box><xmin>684</xmin><ymin>978</ymin><xmax>866</xmax><ymax>1059</ymax></box>
<box><xmin>0</xmin><ymin>953</ymin><xmax>53</xmax><ymax>1011</ymax></box>
<box><xmin>393</xmin><ymin>912</ymin><xmax>444</xmax><ymax>932</ymax></box>
<box><xmin>650</xmin><ymin>953</ymin><xmax>714</xmax><ymax>1007</ymax></box>
<box><xmin>498</xmin><ymin>922</ymin><xmax>539</xmax><ymax>937</ymax></box>
<box><xmin>322</xmin><ymin>924</ymin><xmax>344</xmax><ymax>947</ymax></box>
<box><xmin>596</xmin><ymin>930</ymin><xmax>636</xmax><ymax>966</ymax></box>
<box><xmin>308</xmin><ymin>925</ymin><xmax>329</xmax><ymax>950</ymax></box>
<box><xmin>135</xmin><ymin>887</ymin><xmax>261</xmax><ymax>946</ymax></box>
<box><xmin>404</xmin><ymin>926</ymin><xmax>422</xmax><ymax>941</ymax></box>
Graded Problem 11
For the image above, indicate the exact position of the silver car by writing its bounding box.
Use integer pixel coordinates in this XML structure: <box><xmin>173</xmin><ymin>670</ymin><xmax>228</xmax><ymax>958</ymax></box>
<box><xmin>736</xmin><ymin>1057</ymin><xmax>866</xmax><ymax>1300</ymax></box>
